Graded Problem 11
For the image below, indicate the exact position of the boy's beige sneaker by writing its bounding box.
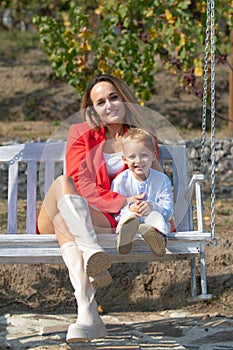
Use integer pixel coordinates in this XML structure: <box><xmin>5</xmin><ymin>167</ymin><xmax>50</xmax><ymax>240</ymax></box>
<box><xmin>139</xmin><ymin>224</ymin><xmax>166</xmax><ymax>257</ymax></box>
<box><xmin>117</xmin><ymin>216</ymin><xmax>140</xmax><ymax>254</ymax></box>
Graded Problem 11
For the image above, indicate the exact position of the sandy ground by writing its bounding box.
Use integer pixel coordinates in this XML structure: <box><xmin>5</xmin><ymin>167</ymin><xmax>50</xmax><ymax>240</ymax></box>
<box><xmin>1</xmin><ymin>311</ymin><xmax>233</xmax><ymax>349</ymax></box>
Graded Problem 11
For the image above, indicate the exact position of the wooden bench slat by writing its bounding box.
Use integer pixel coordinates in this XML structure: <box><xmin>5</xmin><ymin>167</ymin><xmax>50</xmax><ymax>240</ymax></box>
<box><xmin>44</xmin><ymin>160</ymin><xmax>55</xmax><ymax>195</ymax></box>
<box><xmin>0</xmin><ymin>232</ymin><xmax>211</xmax><ymax>265</ymax></box>
<box><xmin>0</xmin><ymin>242</ymin><xmax>201</xmax><ymax>264</ymax></box>
<box><xmin>0</xmin><ymin>144</ymin><xmax>25</xmax><ymax>161</ymax></box>
<box><xmin>171</xmin><ymin>145</ymin><xmax>193</xmax><ymax>232</ymax></box>
<box><xmin>0</xmin><ymin>232</ymin><xmax>211</xmax><ymax>245</ymax></box>
<box><xmin>0</xmin><ymin>142</ymin><xmax>66</xmax><ymax>162</ymax></box>
<box><xmin>8</xmin><ymin>162</ymin><xmax>18</xmax><ymax>234</ymax></box>
<box><xmin>26</xmin><ymin>161</ymin><xmax>37</xmax><ymax>234</ymax></box>
<box><xmin>0</xmin><ymin>252</ymin><xmax>198</xmax><ymax>265</ymax></box>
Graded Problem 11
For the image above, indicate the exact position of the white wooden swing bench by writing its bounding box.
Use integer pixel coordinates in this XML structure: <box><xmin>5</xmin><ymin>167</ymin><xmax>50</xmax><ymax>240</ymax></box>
<box><xmin>0</xmin><ymin>141</ymin><xmax>212</xmax><ymax>300</ymax></box>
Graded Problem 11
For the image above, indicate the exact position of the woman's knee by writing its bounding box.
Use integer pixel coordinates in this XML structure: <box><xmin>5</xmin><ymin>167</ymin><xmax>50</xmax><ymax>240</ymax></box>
<box><xmin>54</xmin><ymin>175</ymin><xmax>78</xmax><ymax>196</ymax></box>
<box><xmin>60</xmin><ymin>174</ymin><xmax>75</xmax><ymax>185</ymax></box>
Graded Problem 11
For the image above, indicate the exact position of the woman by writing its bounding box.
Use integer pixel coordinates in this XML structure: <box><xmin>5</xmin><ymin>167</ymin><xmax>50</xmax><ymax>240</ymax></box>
<box><xmin>37</xmin><ymin>74</ymin><xmax>160</xmax><ymax>342</ymax></box>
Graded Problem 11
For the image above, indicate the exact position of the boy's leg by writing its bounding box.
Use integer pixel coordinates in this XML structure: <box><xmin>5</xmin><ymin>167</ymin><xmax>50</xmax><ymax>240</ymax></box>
<box><xmin>116</xmin><ymin>211</ymin><xmax>140</xmax><ymax>254</ymax></box>
<box><xmin>139</xmin><ymin>211</ymin><xmax>168</xmax><ymax>257</ymax></box>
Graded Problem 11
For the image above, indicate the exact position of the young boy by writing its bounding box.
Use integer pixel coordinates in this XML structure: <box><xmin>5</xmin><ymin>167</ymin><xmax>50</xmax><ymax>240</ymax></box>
<box><xmin>111</xmin><ymin>128</ymin><xmax>174</xmax><ymax>256</ymax></box>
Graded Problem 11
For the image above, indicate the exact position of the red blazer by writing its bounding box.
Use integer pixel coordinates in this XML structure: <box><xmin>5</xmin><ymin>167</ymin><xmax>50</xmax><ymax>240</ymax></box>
<box><xmin>66</xmin><ymin>123</ymin><xmax>127</xmax><ymax>218</ymax></box>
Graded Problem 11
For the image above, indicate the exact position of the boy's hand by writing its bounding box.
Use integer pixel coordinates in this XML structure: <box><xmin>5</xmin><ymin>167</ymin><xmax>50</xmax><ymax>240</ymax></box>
<box><xmin>129</xmin><ymin>202</ymin><xmax>139</xmax><ymax>214</ymax></box>
<box><xmin>129</xmin><ymin>200</ymin><xmax>153</xmax><ymax>217</ymax></box>
<box><xmin>135</xmin><ymin>200</ymin><xmax>153</xmax><ymax>216</ymax></box>
<box><xmin>127</xmin><ymin>192</ymin><xmax>146</xmax><ymax>204</ymax></box>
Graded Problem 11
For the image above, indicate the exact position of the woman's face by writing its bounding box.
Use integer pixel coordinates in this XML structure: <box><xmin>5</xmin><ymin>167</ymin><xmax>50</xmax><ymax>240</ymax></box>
<box><xmin>90</xmin><ymin>81</ymin><xmax>126</xmax><ymax>125</ymax></box>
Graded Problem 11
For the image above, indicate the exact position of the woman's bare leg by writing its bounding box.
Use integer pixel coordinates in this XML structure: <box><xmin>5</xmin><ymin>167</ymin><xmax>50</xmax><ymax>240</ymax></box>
<box><xmin>89</xmin><ymin>206</ymin><xmax>114</xmax><ymax>234</ymax></box>
<box><xmin>38</xmin><ymin>175</ymin><xmax>114</xmax><ymax>242</ymax></box>
<box><xmin>38</xmin><ymin>175</ymin><xmax>78</xmax><ymax>234</ymax></box>
<box><xmin>53</xmin><ymin>212</ymin><xmax>75</xmax><ymax>246</ymax></box>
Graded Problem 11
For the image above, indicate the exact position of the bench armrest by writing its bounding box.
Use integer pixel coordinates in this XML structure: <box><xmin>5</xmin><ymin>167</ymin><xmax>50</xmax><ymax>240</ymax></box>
<box><xmin>186</xmin><ymin>173</ymin><xmax>205</xmax><ymax>233</ymax></box>
<box><xmin>186</xmin><ymin>174</ymin><xmax>205</xmax><ymax>201</ymax></box>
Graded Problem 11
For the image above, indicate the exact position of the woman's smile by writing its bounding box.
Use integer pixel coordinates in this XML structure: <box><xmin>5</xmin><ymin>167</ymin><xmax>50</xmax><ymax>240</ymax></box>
<box><xmin>90</xmin><ymin>81</ymin><xmax>126</xmax><ymax>124</ymax></box>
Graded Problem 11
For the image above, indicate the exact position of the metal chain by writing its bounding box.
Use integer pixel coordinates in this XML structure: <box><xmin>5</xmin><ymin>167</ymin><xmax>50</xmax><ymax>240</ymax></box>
<box><xmin>201</xmin><ymin>0</ymin><xmax>217</xmax><ymax>244</ymax></box>
<box><xmin>210</xmin><ymin>0</ymin><xmax>216</xmax><ymax>242</ymax></box>
<box><xmin>201</xmin><ymin>0</ymin><xmax>211</xmax><ymax>173</ymax></box>
<box><xmin>9</xmin><ymin>150</ymin><xmax>24</xmax><ymax>165</ymax></box>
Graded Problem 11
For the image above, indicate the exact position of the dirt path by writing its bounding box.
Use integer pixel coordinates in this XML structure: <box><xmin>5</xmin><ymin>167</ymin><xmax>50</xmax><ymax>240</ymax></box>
<box><xmin>1</xmin><ymin>311</ymin><xmax>233</xmax><ymax>349</ymax></box>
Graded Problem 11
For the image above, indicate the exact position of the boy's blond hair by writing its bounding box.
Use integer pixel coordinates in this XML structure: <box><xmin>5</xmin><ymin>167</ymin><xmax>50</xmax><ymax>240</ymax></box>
<box><xmin>122</xmin><ymin>128</ymin><xmax>156</xmax><ymax>152</ymax></box>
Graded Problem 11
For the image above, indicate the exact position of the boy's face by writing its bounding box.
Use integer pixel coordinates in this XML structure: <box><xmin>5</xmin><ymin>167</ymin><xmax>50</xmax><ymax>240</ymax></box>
<box><xmin>123</xmin><ymin>141</ymin><xmax>155</xmax><ymax>181</ymax></box>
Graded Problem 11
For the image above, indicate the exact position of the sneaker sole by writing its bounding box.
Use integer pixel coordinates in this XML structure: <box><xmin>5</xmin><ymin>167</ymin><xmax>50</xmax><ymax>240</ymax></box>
<box><xmin>89</xmin><ymin>270</ymin><xmax>112</xmax><ymax>289</ymax></box>
<box><xmin>139</xmin><ymin>224</ymin><xmax>166</xmax><ymax>257</ymax></box>
<box><xmin>85</xmin><ymin>251</ymin><xmax>112</xmax><ymax>277</ymax></box>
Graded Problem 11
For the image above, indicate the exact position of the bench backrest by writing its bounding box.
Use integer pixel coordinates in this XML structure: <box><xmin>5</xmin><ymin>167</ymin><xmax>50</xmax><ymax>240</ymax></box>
<box><xmin>0</xmin><ymin>142</ymin><xmax>193</xmax><ymax>234</ymax></box>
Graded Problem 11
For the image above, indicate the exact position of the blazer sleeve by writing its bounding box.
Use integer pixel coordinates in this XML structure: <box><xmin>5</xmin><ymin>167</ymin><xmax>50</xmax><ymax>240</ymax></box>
<box><xmin>66</xmin><ymin>123</ymin><xmax>126</xmax><ymax>213</ymax></box>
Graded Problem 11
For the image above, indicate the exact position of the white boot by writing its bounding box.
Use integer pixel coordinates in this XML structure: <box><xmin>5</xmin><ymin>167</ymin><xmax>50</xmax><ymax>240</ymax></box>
<box><xmin>61</xmin><ymin>242</ymin><xmax>107</xmax><ymax>342</ymax></box>
<box><xmin>58</xmin><ymin>194</ymin><xmax>112</xmax><ymax>276</ymax></box>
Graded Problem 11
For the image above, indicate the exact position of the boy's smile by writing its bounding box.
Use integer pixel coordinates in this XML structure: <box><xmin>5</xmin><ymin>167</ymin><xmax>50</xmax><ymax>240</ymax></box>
<box><xmin>123</xmin><ymin>141</ymin><xmax>155</xmax><ymax>181</ymax></box>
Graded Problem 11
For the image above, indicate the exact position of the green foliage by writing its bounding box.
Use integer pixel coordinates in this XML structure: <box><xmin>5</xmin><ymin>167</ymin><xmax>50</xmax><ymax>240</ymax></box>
<box><xmin>31</xmin><ymin>0</ymin><xmax>232</xmax><ymax>102</ymax></box>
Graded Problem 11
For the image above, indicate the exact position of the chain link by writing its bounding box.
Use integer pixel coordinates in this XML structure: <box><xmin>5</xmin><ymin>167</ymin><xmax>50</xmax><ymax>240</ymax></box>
<box><xmin>201</xmin><ymin>0</ymin><xmax>211</xmax><ymax>173</ymax></box>
<box><xmin>210</xmin><ymin>0</ymin><xmax>216</xmax><ymax>240</ymax></box>
<box><xmin>9</xmin><ymin>150</ymin><xmax>24</xmax><ymax>165</ymax></box>
<box><xmin>201</xmin><ymin>0</ymin><xmax>216</xmax><ymax>241</ymax></box>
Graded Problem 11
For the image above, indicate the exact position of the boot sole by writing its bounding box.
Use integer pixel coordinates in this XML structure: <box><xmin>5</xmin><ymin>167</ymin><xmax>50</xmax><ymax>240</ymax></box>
<box><xmin>89</xmin><ymin>270</ymin><xmax>112</xmax><ymax>289</ymax></box>
<box><xmin>117</xmin><ymin>217</ymin><xmax>139</xmax><ymax>254</ymax></box>
<box><xmin>66</xmin><ymin>321</ymin><xmax>107</xmax><ymax>342</ymax></box>
<box><xmin>84</xmin><ymin>250</ymin><xmax>112</xmax><ymax>277</ymax></box>
<box><xmin>139</xmin><ymin>224</ymin><xmax>166</xmax><ymax>257</ymax></box>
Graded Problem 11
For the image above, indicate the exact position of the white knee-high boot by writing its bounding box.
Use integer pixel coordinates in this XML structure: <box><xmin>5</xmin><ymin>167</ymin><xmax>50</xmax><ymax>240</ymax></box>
<box><xmin>61</xmin><ymin>241</ymin><xmax>107</xmax><ymax>342</ymax></box>
<box><xmin>58</xmin><ymin>194</ymin><xmax>112</xmax><ymax>276</ymax></box>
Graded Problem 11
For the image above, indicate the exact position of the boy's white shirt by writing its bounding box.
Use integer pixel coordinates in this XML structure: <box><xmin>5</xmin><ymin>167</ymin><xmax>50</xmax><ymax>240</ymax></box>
<box><xmin>111</xmin><ymin>168</ymin><xmax>174</xmax><ymax>225</ymax></box>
